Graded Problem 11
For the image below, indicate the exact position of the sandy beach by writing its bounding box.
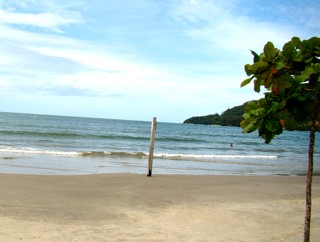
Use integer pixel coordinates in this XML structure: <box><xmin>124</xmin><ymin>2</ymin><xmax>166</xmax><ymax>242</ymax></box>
<box><xmin>0</xmin><ymin>173</ymin><xmax>319</xmax><ymax>241</ymax></box>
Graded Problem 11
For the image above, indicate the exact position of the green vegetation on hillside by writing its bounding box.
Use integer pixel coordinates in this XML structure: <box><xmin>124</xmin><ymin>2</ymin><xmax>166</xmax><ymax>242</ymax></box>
<box><xmin>183</xmin><ymin>103</ymin><xmax>246</xmax><ymax>126</ymax></box>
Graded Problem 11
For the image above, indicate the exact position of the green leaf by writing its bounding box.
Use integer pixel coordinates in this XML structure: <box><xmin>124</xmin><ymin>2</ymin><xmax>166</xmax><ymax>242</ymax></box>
<box><xmin>275</xmin><ymin>60</ymin><xmax>286</xmax><ymax>70</ymax></box>
<box><xmin>265</xmin><ymin>119</ymin><xmax>280</xmax><ymax>132</ymax></box>
<box><xmin>269</xmin><ymin>102</ymin><xmax>279</xmax><ymax>114</ymax></box>
<box><xmin>250</xmin><ymin>50</ymin><xmax>260</xmax><ymax>63</ymax></box>
<box><xmin>293</xmin><ymin>52</ymin><xmax>304</xmax><ymax>62</ymax></box>
<box><xmin>241</xmin><ymin>76</ymin><xmax>254</xmax><ymax>87</ymax></box>
<box><xmin>260</xmin><ymin>128</ymin><xmax>275</xmax><ymax>144</ymax></box>
<box><xmin>252</xmin><ymin>61</ymin><xmax>269</xmax><ymax>72</ymax></box>
<box><xmin>295</xmin><ymin>65</ymin><xmax>318</xmax><ymax>83</ymax></box>
<box><xmin>244</xmin><ymin>101</ymin><xmax>259</xmax><ymax>112</ymax></box>
<box><xmin>299</xmin><ymin>39</ymin><xmax>309</xmax><ymax>53</ymax></box>
<box><xmin>291</xmin><ymin>37</ymin><xmax>301</xmax><ymax>47</ymax></box>
<box><xmin>274</xmin><ymin>54</ymin><xmax>286</xmax><ymax>70</ymax></box>
<box><xmin>251</xmin><ymin>107</ymin><xmax>266</xmax><ymax>117</ymax></box>
<box><xmin>242</xmin><ymin>119</ymin><xmax>259</xmax><ymax>133</ymax></box>
<box><xmin>282</xmin><ymin>40</ymin><xmax>295</xmax><ymax>58</ymax></box>
<box><xmin>244</xmin><ymin>64</ymin><xmax>254</xmax><ymax>76</ymax></box>
<box><xmin>274</xmin><ymin>127</ymin><xmax>283</xmax><ymax>135</ymax></box>
<box><xmin>307</xmin><ymin>36</ymin><xmax>320</xmax><ymax>50</ymax></box>
<box><xmin>313</xmin><ymin>63</ymin><xmax>320</xmax><ymax>72</ymax></box>
<box><xmin>254</xmin><ymin>78</ymin><xmax>261</xmax><ymax>92</ymax></box>
<box><xmin>297</xmin><ymin>95</ymin><xmax>307</xmax><ymax>101</ymax></box>
<box><xmin>264</xmin><ymin>71</ymin><xmax>274</xmax><ymax>89</ymax></box>
<box><xmin>264</xmin><ymin>42</ymin><xmax>275</xmax><ymax>62</ymax></box>
<box><xmin>276</xmin><ymin>74</ymin><xmax>294</xmax><ymax>88</ymax></box>
<box><xmin>246</xmin><ymin>61</ymin><xmax>269</xmax><ymax>75</ymax></box>
<box><xmin>258</xmin><ymin>98</ymin><xmax>267</xmax><ymax>107</ymax></box>
<box><xmin>265</xmin><ymin>132</ymin><xmax>275</xmax><ymax>144</ymax></box>
<box><xmin>305</xmin><ymin>57</ymin><xmax>314</xmax><ymax>63</ymax></box>
<box><xmin>242</xmin><ymin>113</ymin><xmax>250</xmax><ymax>120</ymax></box>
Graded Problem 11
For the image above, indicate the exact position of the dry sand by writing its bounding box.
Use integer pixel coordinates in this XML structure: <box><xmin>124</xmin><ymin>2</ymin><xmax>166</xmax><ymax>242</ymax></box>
<box><xmin>0</xmin><ymin>173</ymin><xmax>319</xmax><ymax>241</ymax></box>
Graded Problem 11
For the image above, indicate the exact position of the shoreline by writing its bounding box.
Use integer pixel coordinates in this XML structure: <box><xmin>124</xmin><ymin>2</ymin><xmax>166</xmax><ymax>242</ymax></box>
<box><xmin>0</xmin><ymin>173</ymin><xmax>319</xmax><ymax>241</ymax></box>
<box><xmin>1</xmin><ymin>153</ymin><xmax>318</xmax><ymax>176</ymax></box>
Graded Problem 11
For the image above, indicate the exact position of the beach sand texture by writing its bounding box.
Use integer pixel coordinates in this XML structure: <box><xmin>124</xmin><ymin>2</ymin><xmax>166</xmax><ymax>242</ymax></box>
<box><xmin>0</xmin><ymin>173</ymin><xmax>319</xmax><ymax>241</ymax></box>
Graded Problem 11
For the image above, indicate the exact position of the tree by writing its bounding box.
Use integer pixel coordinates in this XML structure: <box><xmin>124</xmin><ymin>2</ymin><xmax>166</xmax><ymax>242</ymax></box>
<box><xmin>240</xmin><ymin>36</ymin><xmax>320</xmax><ymax>242</ymax></box>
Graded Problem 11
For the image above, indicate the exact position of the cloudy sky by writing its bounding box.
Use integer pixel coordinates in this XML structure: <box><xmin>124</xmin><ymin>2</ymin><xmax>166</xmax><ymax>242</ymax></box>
<box><xmin>0</xmin><ymin>0</ymin><xmax>319</xmax><ymax>122</ymax></box>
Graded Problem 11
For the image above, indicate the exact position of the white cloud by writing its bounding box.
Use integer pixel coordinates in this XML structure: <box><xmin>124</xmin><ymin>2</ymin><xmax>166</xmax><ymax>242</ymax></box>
<box><xmin>171</xmin><ymin>0</ymin><xmax>295</xmax><ymax>55</ymax></box>
<box><xmin>0</xmin><ymin>8</ymin><xmax>83</xmax><ymax>32</ymax></box>
<box><xmin>0</xmin><ymin>24</ymin><xmax>82</xmax><ymax>48</ymax></box>
<box><xmin>0</xmin><ymin>0</ymin><xmax>318</xmax><ymax>121</ymax></box>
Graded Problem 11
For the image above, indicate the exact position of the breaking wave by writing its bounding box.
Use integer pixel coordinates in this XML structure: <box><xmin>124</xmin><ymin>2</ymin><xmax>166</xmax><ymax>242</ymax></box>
<box><xmin>0</xmin><ymin>146</ymin><xmax>277</xmax><ymax>160</ymax></box>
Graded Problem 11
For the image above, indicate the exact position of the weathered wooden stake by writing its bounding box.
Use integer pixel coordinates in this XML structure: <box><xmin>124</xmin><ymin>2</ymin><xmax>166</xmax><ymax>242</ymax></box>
<box><xmin>147</xmin><ymin>117</ymin><xmax>157</xmax><ymax>177</ymax></box>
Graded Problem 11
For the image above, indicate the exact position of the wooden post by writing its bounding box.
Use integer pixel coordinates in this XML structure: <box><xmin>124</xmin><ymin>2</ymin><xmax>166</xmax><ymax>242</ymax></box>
<box><xmin>147</xmin><ymin>117</ymin><xmax>157</xmax><ymax>177</ymax></box>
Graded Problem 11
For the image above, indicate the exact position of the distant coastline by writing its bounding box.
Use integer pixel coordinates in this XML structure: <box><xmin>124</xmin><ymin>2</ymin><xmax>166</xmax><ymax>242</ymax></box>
<box><xmin>183</xmin><ymin>101</ymin><xmax>320</xmax><ymax>131</ymax></box>
<box><xmin>183</xmin><ymin>102</ymin><xmax>246</xmax><ymax>126</ymax></box>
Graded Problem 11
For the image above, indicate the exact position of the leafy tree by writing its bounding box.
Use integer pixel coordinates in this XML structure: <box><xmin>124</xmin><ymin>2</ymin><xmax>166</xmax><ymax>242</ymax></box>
<box><xmin>241</xmin><ymin>36</ymin><xmax>320</xmax><ymax>242</ymax></box>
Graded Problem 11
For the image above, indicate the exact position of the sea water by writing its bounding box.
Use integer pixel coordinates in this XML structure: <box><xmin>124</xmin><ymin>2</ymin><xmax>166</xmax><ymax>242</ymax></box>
<box><xmin>0</xmin><ymin>112</ymin><xmax>319</xmax><ymax>175</ymax></box>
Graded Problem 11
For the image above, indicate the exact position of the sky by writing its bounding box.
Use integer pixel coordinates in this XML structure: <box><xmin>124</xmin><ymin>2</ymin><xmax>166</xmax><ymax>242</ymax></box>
<box><xmin>0</xmin><ymin>0</ymin><xmax>319</xmax><ymax>122</ymax></box>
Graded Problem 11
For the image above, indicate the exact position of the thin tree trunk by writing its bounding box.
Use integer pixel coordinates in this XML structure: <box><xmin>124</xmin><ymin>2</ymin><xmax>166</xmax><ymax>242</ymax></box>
<box><xmin>304</xmin><ymin>92</ymin><xmax>320</xmax><ymax>242</ymax></box>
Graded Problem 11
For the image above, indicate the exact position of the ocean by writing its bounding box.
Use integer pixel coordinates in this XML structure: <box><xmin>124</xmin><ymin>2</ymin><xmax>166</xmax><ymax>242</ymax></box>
<box><xmin>0</xmin><ymin>112</ymin><xmax>319</xmax><ymax>176</ymax></box>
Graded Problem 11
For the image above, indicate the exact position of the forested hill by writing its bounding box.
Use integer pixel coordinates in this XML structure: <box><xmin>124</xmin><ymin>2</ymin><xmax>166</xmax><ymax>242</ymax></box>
<box><xmin>183</xmin><ymin>103</ymin><xmax>246</xmax><ymax>126</ymax></box>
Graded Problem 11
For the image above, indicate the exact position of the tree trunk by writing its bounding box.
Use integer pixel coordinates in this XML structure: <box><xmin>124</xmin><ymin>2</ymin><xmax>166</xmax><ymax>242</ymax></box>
<box><xmin>304</xmin><ymin>93</ymin><xmax>320</xmax><ymax>242</ymax></box>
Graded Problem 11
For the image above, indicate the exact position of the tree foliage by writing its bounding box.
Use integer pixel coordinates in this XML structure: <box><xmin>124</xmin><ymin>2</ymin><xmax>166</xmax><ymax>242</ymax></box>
<box><xmin>241</xmin><ymin>36</ymin><xmax>320</xmax><ymax>242</ymax></box>
<box><xmin>241</xmin><ymin>36</ymin><xmax>320</xmax><ymax>143</ymax></box>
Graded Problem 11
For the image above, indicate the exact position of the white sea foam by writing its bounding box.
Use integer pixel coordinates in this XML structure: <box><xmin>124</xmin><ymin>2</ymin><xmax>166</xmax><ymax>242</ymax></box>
<box><xmin>154</xmin><ymin>153</ymin><xmax>278</xmax><ymax>159</ymax></box>
<box><xmin>0</xmin><ymin>147</ymin><xmax>277</xmax><ymax>160</ymax></box>
<box><xmin>0</xmin><ymin>146</ymin><xmax>78</xmax><ymax>156</ymax></box>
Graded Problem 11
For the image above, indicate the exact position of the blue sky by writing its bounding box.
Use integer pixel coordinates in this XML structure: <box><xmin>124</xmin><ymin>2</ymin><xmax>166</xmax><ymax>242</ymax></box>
<box><xmin>0</xmin><ymin>0</ymin><xmax>319</xmax><ymax>122</ymax></box>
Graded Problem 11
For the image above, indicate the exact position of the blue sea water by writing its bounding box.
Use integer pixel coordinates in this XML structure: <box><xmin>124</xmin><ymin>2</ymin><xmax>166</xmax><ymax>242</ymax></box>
<box><xmin>0</xmin><ymin>112</ymin><xmax>319</xmax><ymax>176</ymax></box>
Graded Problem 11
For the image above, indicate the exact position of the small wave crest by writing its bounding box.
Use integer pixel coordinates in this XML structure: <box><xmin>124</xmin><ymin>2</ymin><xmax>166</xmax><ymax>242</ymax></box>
<box><xmin>154</xmin><ymin>153</ymin><xmax>278</xmax><ymax>160</ymax></box>
<box><xmin>0</xmin><ymin>130</ymin><xmax>80</xmax><ymax>138</ymax></box>
<box><xmin>80</xmin><ymin>151</ymin><xmax>147</xmax><ymax>158</ymax></box>
<box><xmin>0</xmin><ymin>146</ymin><xmax>278</xmax><ymax>160</ymax></box>
<box><xmin>79</xmin><ymin>152</ymin><xmax>277</xmax><ymax>160</ymax></box>
<box><xmin>0</xmin><ymin>130</ymin><xmax>149</xmax><ymax>141</ymax></box>
<box><xmin>0</xmin><ymin>146</ymin><xmax>78</xmax><ymax>156</ymax></box>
